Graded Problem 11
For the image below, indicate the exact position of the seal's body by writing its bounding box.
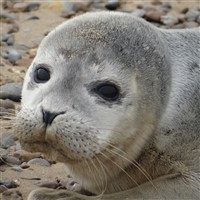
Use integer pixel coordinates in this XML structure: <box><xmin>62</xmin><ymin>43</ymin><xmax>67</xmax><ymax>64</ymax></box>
<box><xmin>16</xmin><ymin>12</ymin><xmax>200</xmax><ymax>199</ymax></box>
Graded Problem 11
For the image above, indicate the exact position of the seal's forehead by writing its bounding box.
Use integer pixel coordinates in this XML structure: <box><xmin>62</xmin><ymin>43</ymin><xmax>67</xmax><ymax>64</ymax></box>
<box><xmin>39</xmin><ymin>12</ymin><xmax>150</xmax><ymax>52</ymax></box>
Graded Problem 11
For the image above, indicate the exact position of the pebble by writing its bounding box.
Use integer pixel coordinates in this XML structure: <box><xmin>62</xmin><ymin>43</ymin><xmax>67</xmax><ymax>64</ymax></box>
<box><xmin>8</xmin><ymin>24</ymin><xmax>19</xmax><ymax>34</ymax></box>
<box><xmin>93</xmin><ymin>0</ymin><xmax>104</xmax><ymax>9</ymax></box>
<box><xmin>0</xmin><ymin>185</ymin><xmax>8</xmax><ymax>193</ymax></box>
<box><xmin>0</xmin><ymin>135</ymin><xmax>16</xmax><ymax>149</ymax></box>
<box><xmin>20</xmin><ymin>162</ymin><xmax>30</xmax><ymax>169</ymax></box>
<box><xmin>181</xmin><ymin>7</ymin><xmax>189</xmax><ymax>14</ymax></box>
<box><xmin>26</xmin><ymin>3</ymin><xmax>40</xmax><ymax>12</ymax></box>
<box><xmin>2</xmin><ymin>154</ymin><xmax>21</xmax><ymax>165</ymax></box>
<box><xmin>151</xmin><ymin>0</ymin><xmax>162</xmax><ymax>5</ymax></box>
<box><xmin>6</xmin><ymin>34</ymin><xmax>15</xmax><ymax>46</ymax></box>
<box><xmin>132</xmin><ymin>9</ymin><xmax>146</xmax><ymax>18</ymax></box>
<box><xmin>13</xmin><ymin>149</ymin><xmax>42</xmax><ymax>162</ymax></box>
<box><xmin>0</xmin><ymin>180</ymin><xmax>19</xmax><ymax>189</ymax></box>
<box><xmin>173</xmin><ymin>23</ymin><xmax>185</xmax><ymax>29</ymax></box>
<box><xmin>26</xmin><ymin>15</ymin><xmax>40</xmax><ymax>20</ymax></box>
<box><xmin>35</xmin><ymin>179</ymin><xmax>59</xmax><ymax>189</ymax></box>
<box><xmin>61</xmin><ymin>2</ymin><xmax>90</xmax><ymax>18</ymax></box>
<box><xmin>0</xmin><ymin>34</ymin><xmax>14</xmax><ymax>46</ymax></box>
<box><xmin>0</xmin><ymin>82</ymin><xmax>22</xmax><ymax>102</ymax></box>
<box><xmin>13</xmin><ymin>3</ymin><xmax>28</xmax><ymax>12</ymax></box>
<box><xmin>0</xmin><ymin>99</ymin><xmax>15</xmax><ymax>109</ymax></box>
<box><xmin>161</xmin><ymin>15</ymin><xmax>179</xmax><ymax>26</ymax></box>
<box><xmin>28</xmin><ymin>158</ymin><xmax>51</xmax><ymax>167</ymax></box>
<box><xmin>105</xmin><ymin>0</ymin><xmax>120</xmax><ymax>10</ymax></box>
<box><xmin>184</xmin><ymin>21</ymin><xmax>199</xmax><ymax>28</ymax></box>
<box><xmin>10</xmin><ymin>166</ymin><xmax>23</xmax><ymax>172</ymax></box>
<box><xmin>197</xmin><ymin>15</ymin><xmax>200</xmax><ymax>24</ymax></box>
<box><xmin>0</xmin><ymin>13</ymin><xmax>18</xmax><ymax>23</ymax></box>
<box><xmin>185</xmin><ymin>8</ymin><xmax>200</xmax><ymax>22</ymax></box>
<box><xmin>7</xmin><ymin>49</ymin><xmax>22</xmax><ymax>65</ymax></box>
<box><xmin>2</xmin><ymin>189</ymin><xmax>22</xmax><ymax>200</ymax></box>
<box><xmin>160</xmin><ymin>2</ymin><xmax>172</xmax><ymax>13</ymax></box>
<box><xmin>29</xmin><ymin>48</ymin><xmax>37</xmax><ymax>59</ymax></box>
<box><xmin>144</xmin><ymin>11</ymin><xmax>163</xmax><ymax>23</ymax></box>
<box><xmin>0</xmin><ymin>147</ymin><xmax>8</xmax><ymax>156</ymax></box>
<box><xmin>21</xmin><ymin>177</ymin><xmax>41</xmax><ymax>180</ymax></box>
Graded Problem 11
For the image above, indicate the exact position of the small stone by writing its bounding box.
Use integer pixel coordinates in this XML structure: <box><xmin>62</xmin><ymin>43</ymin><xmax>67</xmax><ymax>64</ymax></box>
<box><xmin>8</xmin><ymin>24</ymin><xmax>19</xmax><ymax>33</ymax></box>
<box><xmin>29</xmin><ymin>48</ymin><xmax>37</xmax><ymax>59</ymax></box>
<box><xmin>20</xmin><ymin>162</ymin><xmax>30</xmax><ymax>169</ymax></box>
<box><xmin>143</xmin><ymin>6</ymin><xmax>157</xmax><ymax>12</ymax></box>
<box><xmin>132</xmin><ymin>9</ymin><xmax>146</xmax><ymax>18</ymax></box>
<box><xmin>13</xmin><ymin>149</ymin><xmax>42</xmax><ymax>162</ymax></box>
<box><xmin>160</xmin><ymin>2</ymin><xmax>172</xmax><ymax>13</ymax></box>
<box><xmin>92</xmin><ymin>0</ymin><xmax>104</xmax><ymax>9</ymax></box>
<box><xmin>0</xmin><ymin>135</ymin><xmax>16</xmax><ymax>149</ymax></box>
<box><xmin>197</xmin><ymin>15</ymin><xmax>200</xmax><ymax>24</ymax></box>
<box><xmin>0</xmin><ymin>148</ymin><xmax>8</xmax><ymax>155</ymax></box>
<box><xmin>26</xmin><ymin>15</ymin><xmax>40</xmax><ymax>20</ymax></box>
<box><xmin>0</xmin><ymin>185</ymin><xmax>8</xmax><ymax>193</ymax></box>
<box><xmin>21</xmin><ymin>177</ymin><xmax>41</xmax><ymax>180</ymax></box>
<box><xmin>10</xmin><ymin>166</ymin><xmax>23</xmax><ymax>172</ymax></box>
<box><xmin>185</xmin><ymin>8</ymin><xmax>200</xmax><ymax>22</ymax></box>
<box><xmin>13</xmin><ymin>3</ymin><xmax>28</xmax><ymax>12</ymax></box>
<box><xmin>35</xmin><ymin>179</ymin><xmax>59</xmax><ymax>189</ymax></box>
<box><xmin>161</xmin><ymin>15</ymin><xmax>179</xmax><ymax>26</ymax></box>
<box><xmin>181</xmin><ymin>7</ymin><xmax>189</xmax><ymax>14</ymax></box>
<box><xmin>16</xmin><ymin>58</ymin><xmax>32</xmax><ymax>67</ymax></box>
<box><xmin>173</xmin><ymin>23</ymin><xmax>185</xmax><ymax>29</ymax></box>
<box><xmin>0</xmin><ymin>34</ymin><xmax>13</xmax><ymax>44</ymax></box>
<box><xmin>0</xmin><ymin>83</ymin><xmax>22</xmax><ymax>102</ymax></box>
<box><xmin>2</xmin><ymin>189</ymin><xmax>22</xmax><ymax>200</ymax></box>
<box><xmin>6</xmin><ymin>35</ymin><xmax>15</xmax><ymax>46</ymax></box>
<box><xmin>0</xmin><ymin>99</ymin><xmax>15</xmax><ymax>109</ymax></box>
<box><xmin>28</xmin><ymin>158</ymin><xmax>51</xmax><ymax>167</ymax></box>
<box><xmin>144</xmin><ymin>11</ymin><xmax>163</xmax><ymax>23</ymax></box>
<box><xmin>0</xmin><ymin>13</ymin><xmax>18</xmax><ymax>23</ymax></box>
<box><xmin>184</xmin><ymin>21</ymin><xmax>199</xmax><ymax>28</ymax></box>
<box><xmin>151</xmin><ymin>0</ymin><xmax>161</xmax><ymax>5</ymax></box>
<box><xmin>105</xmin><ymin>0</ymin><xmax>120</xmax><ymax>10</ymax></box>
<box><xmin>2</xmin><ymin>154</ymin><xmax>21</xmax><ymax>165</ymax></box>
<box><xmin>26</xmin><ymin>3</ymin><xmax>40</xmax><ymax>12</ymax></box>
<box><xmin>61</xmin><ymin>2</ymin><xmax>90</xmax><ymax>18</ymax></box>
<box><xmin>0</xmin><ymin>180</ymin><xmax>19</xmax><ymax>189</ymax></box>
<box><xmin>7</xmin><ymin>49</ymin><xmax>22</xmax><ymax>65</ymax></box>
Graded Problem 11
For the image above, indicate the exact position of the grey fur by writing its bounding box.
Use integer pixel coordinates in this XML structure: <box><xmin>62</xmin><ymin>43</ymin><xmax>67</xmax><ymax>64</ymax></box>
<box><xmin>16</xmin><ymin>12</ymin><xmax>200</xmax><ymax>199</ymax></box>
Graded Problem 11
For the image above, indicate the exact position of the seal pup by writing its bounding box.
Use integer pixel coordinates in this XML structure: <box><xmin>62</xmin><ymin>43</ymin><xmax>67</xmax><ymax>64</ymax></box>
<box><xmin>16</xmin><ymin>12</ymin><xmax>200</xmax><ymax>199</ymax></box>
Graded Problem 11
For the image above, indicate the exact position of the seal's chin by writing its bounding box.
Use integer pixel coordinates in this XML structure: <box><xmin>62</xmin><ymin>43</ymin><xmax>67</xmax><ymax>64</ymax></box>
<box><xmin>21</xmin><ymin>141</ymin><xmax>79</xmax><ymax>164</ymax></box>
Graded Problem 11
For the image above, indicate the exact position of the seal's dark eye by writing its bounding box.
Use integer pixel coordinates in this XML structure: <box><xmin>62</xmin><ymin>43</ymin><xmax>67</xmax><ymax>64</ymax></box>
<box><xmin>34</xmin><ymin>67</ymin><xmax>50</xmax><ymax>83</ymax></box>
<box><xmin>96</xmin><ymin>84</ymin><xmax>119</xmax><ymax>101</ymax></box>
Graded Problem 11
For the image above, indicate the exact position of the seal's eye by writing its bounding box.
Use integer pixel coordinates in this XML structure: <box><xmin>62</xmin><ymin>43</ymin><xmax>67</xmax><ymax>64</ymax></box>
<box><xmin>34</xmin><ymin>67</ymin><xmax>50</xmax><ymax>83</ymax></box>
<box><xmin>96</xmin><ymin>84</ymin><xmax>119</xmax><ymax>101</ymax></box>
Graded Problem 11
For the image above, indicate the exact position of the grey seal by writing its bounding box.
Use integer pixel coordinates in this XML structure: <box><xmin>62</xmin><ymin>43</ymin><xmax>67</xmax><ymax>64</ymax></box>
<box><xmin>16</xmin><ymin>12</ymin><xmax>200</xmax><ymax>199</ymax></box>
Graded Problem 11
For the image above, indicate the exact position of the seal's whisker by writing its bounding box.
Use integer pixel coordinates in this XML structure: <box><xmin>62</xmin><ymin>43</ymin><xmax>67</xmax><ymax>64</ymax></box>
<box><xmin>98</xmin><ymin>138</ymin><xmax>152</xmax><ymax>180</ymax></box>
<box><xmin>90</xmin><ymin>157</ymin><xmax>105</xmax><ymax>196</ymax></box>
<box><xmin>99</xmin><ymin>151</ymin><xmax>146</xmax><ymax>195</ymax></box>
<box><xmin>85</xmin><ymin>159</ymin><xmax>102</xmax><ymax>194</ymax></box>
<box><xmin>94</xmin><ymin>154</ymin><xmax>108</xmax><ymax>196</ymax></box>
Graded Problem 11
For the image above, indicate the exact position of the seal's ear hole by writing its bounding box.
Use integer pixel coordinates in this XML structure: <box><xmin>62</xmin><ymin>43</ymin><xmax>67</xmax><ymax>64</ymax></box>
<box><xmin>95</xmin><ymin>83</ymin><xmax>120</xmax><ymax>101</ymax></box>
<box><xmin>34</xmin><ymin>66</ymin><xmax>50</xmax><ymax>83</ymax></box>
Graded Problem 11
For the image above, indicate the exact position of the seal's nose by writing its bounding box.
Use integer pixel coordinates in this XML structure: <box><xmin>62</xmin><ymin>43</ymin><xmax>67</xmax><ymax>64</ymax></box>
<box><xmin>42</xmin><ymin>109</ymin><xmax>64</xmax><ymax>126</ymax></box>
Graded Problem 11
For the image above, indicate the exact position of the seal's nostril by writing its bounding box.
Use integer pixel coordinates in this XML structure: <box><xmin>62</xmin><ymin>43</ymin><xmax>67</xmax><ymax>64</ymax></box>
<box><xmin>42</xmin><ymin>109</ymin><xmax>65</xmax><ymax>126</ymax></box>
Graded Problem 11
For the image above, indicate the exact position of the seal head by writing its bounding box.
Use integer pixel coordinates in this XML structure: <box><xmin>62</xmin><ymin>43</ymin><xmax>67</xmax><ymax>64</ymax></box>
<box><xmin>17</xmin><ymin>12</ymin><xmax>172</xmax><ymax>194</ymax></box>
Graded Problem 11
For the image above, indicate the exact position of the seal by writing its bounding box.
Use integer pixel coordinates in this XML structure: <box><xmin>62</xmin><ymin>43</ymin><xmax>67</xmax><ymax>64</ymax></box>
<box><xmin>16</xmin><ymin>12</ymin><xmax>200</xmax><ymax>199</ymax></box>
